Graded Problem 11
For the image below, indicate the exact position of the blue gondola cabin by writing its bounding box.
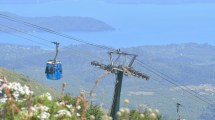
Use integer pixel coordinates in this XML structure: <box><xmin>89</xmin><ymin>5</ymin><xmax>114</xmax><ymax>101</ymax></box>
<box><xmin>45</xmin><ymin>60</ymin><xmax>62</xmax><ymax>80</ymax></box>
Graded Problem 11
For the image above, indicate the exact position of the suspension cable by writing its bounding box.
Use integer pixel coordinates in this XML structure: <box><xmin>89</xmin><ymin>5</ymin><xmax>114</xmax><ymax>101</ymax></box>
<box><xmin>0</xmin><ymin>14</ymin><xmax>114</xmax><ymax>51</ymax></box>
<box><xmin>0</xmin><ymin>13</ymin><xmax>214</xmax><ymax>107</ymax></box>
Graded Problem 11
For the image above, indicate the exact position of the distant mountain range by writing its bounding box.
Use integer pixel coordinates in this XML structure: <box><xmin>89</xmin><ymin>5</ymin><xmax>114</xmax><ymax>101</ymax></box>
<box><xmin>105</xmin><ymin>0</ymin><xmax>215</xmax><ymax>4</ymax></box>
<box><xmin>0</xmin><ymin>12</ymin><xmax>114</xmax><ymax>32</ymax></box>
<box><xmin>0</xmin><ymin>43</ymin><xmax>215</xmax><ymax>119</ymax></box>
<box><xmin>1</xmin><ymin>42</ymin><xmax>215</xmax><ymax>86</ymax></box>
<box><xmin>1</xmin><ymin>42</ymin><xmax>215</xmax><ymax>85</ymax></box>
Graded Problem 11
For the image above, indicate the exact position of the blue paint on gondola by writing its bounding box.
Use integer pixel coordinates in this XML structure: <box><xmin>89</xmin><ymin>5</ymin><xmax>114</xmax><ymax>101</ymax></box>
<box><xmin>45</xmin><ymin>60</ymin><xmax>62</xmax><ymax>80</ymax></box>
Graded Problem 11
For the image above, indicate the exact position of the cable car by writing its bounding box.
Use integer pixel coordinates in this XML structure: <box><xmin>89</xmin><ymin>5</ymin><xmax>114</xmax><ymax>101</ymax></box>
<box><xmin>45</xmin><ymin>42</ymin><xmax>62</xmax><ymax>80</ymax></box>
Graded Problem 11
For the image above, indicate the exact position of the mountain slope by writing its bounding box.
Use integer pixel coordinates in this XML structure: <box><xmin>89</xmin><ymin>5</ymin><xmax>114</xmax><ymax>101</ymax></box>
<box><xmin>0</xmin><ymin>67</ymin><xmax>59</xmax><ymax>97</ymax></box>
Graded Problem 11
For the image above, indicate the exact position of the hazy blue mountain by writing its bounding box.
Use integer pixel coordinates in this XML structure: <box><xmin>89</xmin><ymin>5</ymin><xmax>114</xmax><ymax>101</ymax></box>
<box><xmin>125</xmin><ymin>43</ymin><xmax>215</xmax><ymax>84</ymax></box>
<box><xmin>105</xmin><ymin>0</ymin><xmax>215</xmax><ymax>4</ymax></box>
<box><xmin>0</xmin><ymin>12</ymin><xmax>114</xmax><ymax>32</ymax></box>
<box><xmin>1</xmin><ymin>43</ymin><xmax>215</xmax><ymax>84</ymax></box>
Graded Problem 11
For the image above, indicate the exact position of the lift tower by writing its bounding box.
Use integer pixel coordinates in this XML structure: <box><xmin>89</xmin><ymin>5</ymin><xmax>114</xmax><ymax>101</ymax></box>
<box><xmin>177</xmin><ymin>103</ymin><xmax>182</xmax><ymax>120</ymax></box>
<box><xmin>91</xmin><ymin>50</ymin><xmax>149</xmax><ymax>120</ymax></box>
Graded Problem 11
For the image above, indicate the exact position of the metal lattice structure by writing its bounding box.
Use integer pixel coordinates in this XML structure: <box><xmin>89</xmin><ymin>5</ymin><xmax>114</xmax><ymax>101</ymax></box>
<box><xmin>91</xmin><ymin>50</ymin><xmax>149</xmax><ymax>120</ymax></box>
<box><xmin>91</xmin><ymin>61</ymin><xmax>149</xmax><ymax>80</ymax></box>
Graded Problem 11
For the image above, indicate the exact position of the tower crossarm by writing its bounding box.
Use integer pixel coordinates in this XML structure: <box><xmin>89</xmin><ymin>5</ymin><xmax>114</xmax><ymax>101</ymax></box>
<box><xmin>91</xmin><ymin>61</ymin><xmax>149</xmax><ymax>80</ymax></box>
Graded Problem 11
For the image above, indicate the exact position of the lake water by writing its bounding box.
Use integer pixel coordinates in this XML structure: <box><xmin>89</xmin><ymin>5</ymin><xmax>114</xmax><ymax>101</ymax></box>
<box><xmin>0</xmin><ymin>0</ymin><xmax>215</xmax><ymax>48</ymax></box>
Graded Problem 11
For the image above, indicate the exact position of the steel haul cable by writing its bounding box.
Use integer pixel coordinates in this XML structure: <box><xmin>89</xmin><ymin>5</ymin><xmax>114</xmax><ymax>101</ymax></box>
<box><xmin>0</xmin><ymin>29</ymin><xmax>52</xmax><ymax>48</ymax></box>
<box><xmin>0</xmin><ymin>14</ymin><xmax>114</xmax><ymax>51</ymax></box>
<box><xmin>0</xmin><ymin>23</ymin><xmax>52</xmax><ymax>43</ymax></box>
<box><xmin>0</xmin><ymin>13</ymin><xmax>214</xmax><ymax>107</ymax></box>
<box><xmin>0</xmin><ymin>23</ymin><xmax>105</xmax><ymax>61</ymax></box>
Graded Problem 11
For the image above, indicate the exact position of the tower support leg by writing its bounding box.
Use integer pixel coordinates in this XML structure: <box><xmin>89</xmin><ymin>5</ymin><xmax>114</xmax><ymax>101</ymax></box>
<box><xmin>110</xmin><ymin>71</ymin><xmax>123</xmax><ymax>120</ymax></box>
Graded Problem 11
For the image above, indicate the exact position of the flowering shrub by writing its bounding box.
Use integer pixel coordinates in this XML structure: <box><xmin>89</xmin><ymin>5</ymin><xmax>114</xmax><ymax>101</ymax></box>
<box><xmin>0</xmin><ymin>81</ymin><xmax>162</xmax><ymax>120</ymax></box>
<box><xmin>1</xmin><ymin>82</ymin><xmax>33</xmax><ymax>101</ymax></box>
<box><xmin>128</xmin><ymin>109</ymin><xmax>162</xmax><ymax>120</ymax></box>
<box><xmin>116</xmin><ymin>99</ymin><xmax>162</xmax><ymax>120</ymax></box>
<box><xmin>0</xmin><ymin>81</ymin><xmax>104</xmax><ymax>120</ymax></box>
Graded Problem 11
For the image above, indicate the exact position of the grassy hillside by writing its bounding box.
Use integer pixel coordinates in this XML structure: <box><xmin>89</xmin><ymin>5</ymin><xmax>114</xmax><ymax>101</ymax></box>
<box><xmin>0</xmin><ymin>67</ymin><xmax>59</xmax><ymax>97</ymax></box>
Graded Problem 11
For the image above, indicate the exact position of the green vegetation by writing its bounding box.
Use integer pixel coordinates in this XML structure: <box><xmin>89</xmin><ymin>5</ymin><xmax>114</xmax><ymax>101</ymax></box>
<box><xmin>0</xmin><ymin>80</ymin><xmax>162</xmax><ymax>120</ymax></box>
<box><xmin>0</xmin><ymin>67</ymin><xmax>59</xmax><ymax>97</ymax></box>
<box><xmin>0</xmin><ymin>67</ymin><xmax>163</xmax><ymax>120</ymax></box>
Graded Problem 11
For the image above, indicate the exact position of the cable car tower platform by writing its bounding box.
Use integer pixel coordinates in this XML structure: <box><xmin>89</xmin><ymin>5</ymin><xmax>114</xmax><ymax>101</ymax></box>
<box><xmin>91</xmin><ymin>50</ymin><xmax>149</xmax><ymax>120</ymax></box>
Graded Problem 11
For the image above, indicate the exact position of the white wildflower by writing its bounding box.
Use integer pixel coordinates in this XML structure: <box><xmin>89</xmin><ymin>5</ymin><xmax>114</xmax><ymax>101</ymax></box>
<box><xmin>146</xmin><ymin>108</ymin><xmax>152</xmax><ymax>113</ymax></box>
<box><xmin>154</xmin><ymin>109</ymin><xmax>160</xmax><ymax>115</ymax></box>
<box><xmin>120</xmin><ymin>108</ymin><xmax>125</xmax><ymax>113</ymax></box>
<box><xmin>55</xmin><ymin>110</ymin><xmax>72</xmax><ymax>117</ymax></box>
<box><xmin>2</xmin><ymin>82</ymin><xmax>33</xmax><ymax>101</ymax></box>
<box><xmin>124</xmin><ymin>108</ymin><xmax>130</xmax><ymax>114</ymax></box>
<box><xmin>80</xmin><ymin>90</ymin><xmax>85</xmax><ymax>96</ymax></box>
<box><xmin>20</xmin><ymin>89</ymin><xmax>25</xmax><ymax>95</ymax></box>
<box><xmin>12</xmin><ymin>91</ymin><xmax>20</xmax><ymax>101</ymax></box>
<box><xmin>76</xmin><ymin>105</ymin><xmax>81</xmax><ymax>110</ymax></box>
<box><xmin>40</xmin><ymin>93</ymin><xmax>52</xmax><ymax>101</ymax></box>
<box><xmin>102</xmin><ymin>115</ymin><xmax>109</xmax><ymax>120</ymax></box>
<box><xmin>150</xmin><ymin>113</ymin><xmax>157</xmax><ymax>119</ymax></box>
<box><xmin>108</xmin><ymin>117</ymin><xmax>112</xmax><ymax>120</ymax></box>
<box><xmin>57</xmin><ymin>101</ymin><xmax>65</xmax><ymax>106</ymax></box>
<box><xmin>30</xmin><ymin>106</ymin><xmax>38</xmax><ymax>113</ymax></box>
<box><xmin>117</xmin><ymin>111</ymin><xmax>122</xmax><ymax>117</ymax></box>
<box><xmin>23</xmin><ymin>85</ymin><xmax>32</xmax><ymax>95</ymax></box>
<box><xmin>124</xmin><ymin>99</ymin><xmax>129</xmax><ymax>106</ymax></box>
<box><xmin>76</xmin><ymin>113</ymin><xmax>81</xmax><ymax>117</ymax></box>
<box><xmin>37</xmin><ymin>112</ymin><xmax>50</xmax><ymax>120</ymax></box>
<box><xmin>90</xmin><ymin>115</ymin><xmax>95</xmax><ymax>120</ymax></box>
<box><xmin>66</xmin><ymin>104</ymin><xmax>73</xmax><ymax>109</ymax></box>
<box><xmin>46</xmin><ymin>93</ymin><xmax>52</xmax><ymax>100</ymax></box>
<box><xmin>140</xmin><ymin>114</ymin><xmax>145</xmax><ymax>118</ymax></box>
<box><xmin>37</xmin><ymin>105</ymin><xmax>49</xmax><ymax>112</ymax></box>
<box><xmin>0</xmin><ymin>97</ymin><xmax>7</xmax><ymax>103</ymax></box>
